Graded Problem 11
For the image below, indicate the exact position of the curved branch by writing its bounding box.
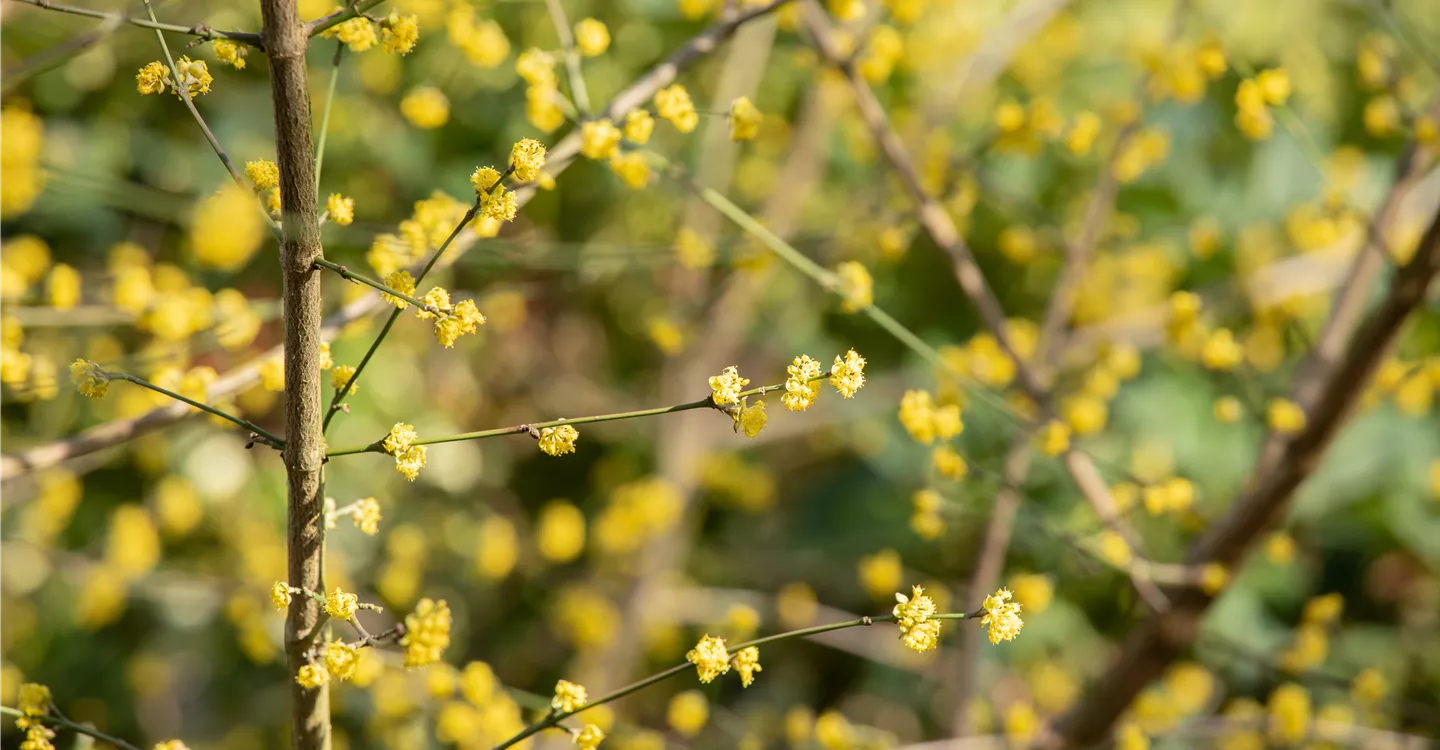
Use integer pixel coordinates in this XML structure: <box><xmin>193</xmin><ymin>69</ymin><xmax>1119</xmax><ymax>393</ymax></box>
<box><xmin>11</xmin><ymin>0</ymin><xmax>263</xmax><ymax>48</ymax></box>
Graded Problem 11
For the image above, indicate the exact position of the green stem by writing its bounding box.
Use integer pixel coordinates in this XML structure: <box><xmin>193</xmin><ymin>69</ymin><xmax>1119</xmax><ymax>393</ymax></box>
<box><xmin>313</xmin><ymin>257</ymin><xmax>445</xmax><ymax>313</ymax></box>
<box><xmin>325</xmin><ymin>375</ymin><xmax>822</xmax><ymax>457</ymax></box>
<box><xmin>314</xmin><ymin>41</ymin><xmax>345</xmax><ymax>192</ymax></box>
<box><xmin>544</xmin><ymin>0</ymin><xmax>591</xmax><ymax>116</ymax></box>
<box><xmin>115</xmin><ymin>373</ymin><xmax>285</xmax><ymax>449</ymax></box>
<box><xmin>0</xmin><ymin>706</ymin><xmax>145</xmax><ymax>750</ymax></box>
<box><xmin>306</xmin><ymin>0</ymin><xmax>387</xmax><ymax>37</ymax></box>
<box><xmin>13</xmin><ymin>0</ymin><xmax>263</xmax><ymax>47</ymax></box>
<box><xmin>492</xmin><ymin>612</ymin><xmax>973</xmax><ymax>750</ymax></box>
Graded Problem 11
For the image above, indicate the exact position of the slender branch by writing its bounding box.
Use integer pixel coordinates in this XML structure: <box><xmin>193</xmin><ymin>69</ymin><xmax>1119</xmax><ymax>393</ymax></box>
<box><xmin>326</xmin><ymin>375</ymin><xmax>825</xmax><ymax>457</ymax></box>
<box><xmin>12</xmin><ymin>0</ymin><xmax>263</xmax><ymax>47</ymax></box>
<box><xmin>0</xmin><ymin>707</ymin><xmax>145</xmax><ymax>750</ymax></box>
<box><xmin>305</xmin><ymin>0</ymin><xmax>387</xmax><ymax>38</ymax></box>
<box><xmin>313</xmin><ymin>41</ymin><xmax>345</xmax><ymax>191</ymax></box>
<box><xmin>312</xmin><ymin>258</ymin><xmax>446</xmax><ymax>314</ymax></box>
<box><xmin>544</xmin><ymin>0</ymin><xmax>591</xmax><ymax>116</ymax></box>
<box><xmin>492</xmin><ymin>611</ymin><xmax>976</xmax><ymax>750</ymax></box>
<box><xmin>112</xmin><ymin>374</ymin><xmax>284</xmax><ymax>448</ymax></box>
<box><xmin>1046</xmin><ymin>203</ymin><xmax>1440</xmax><ymax>749</ymax></box>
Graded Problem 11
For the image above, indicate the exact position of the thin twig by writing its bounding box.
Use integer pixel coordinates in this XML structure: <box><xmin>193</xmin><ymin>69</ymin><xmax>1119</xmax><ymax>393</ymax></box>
<box><xmin>313</xmin><ymin>257</ymin><xmax>446</xmax><ymax>314</ymax></box>
<box><xmin>12</xmin><ymin>0</ymin><xmax>263</xmax><ymax>47</ymax></box>
<box><xmin>313</xmin><ymin>41</ymin><xmax>345</xmax><ymax>191</ymax></box>
<box><xmin>113</xmin><ymin>373</ymin><xmax>284</xmax><ymax>448</ymax></box>
<box><xmin>305</xmin><ymin>0</ymin><xmax>387</xmax><ymax>38</ymax></box>
<box><xmin>0</xmin><ymin>706</ymin><xmax>146</xmax><ymax>750</ymax></box>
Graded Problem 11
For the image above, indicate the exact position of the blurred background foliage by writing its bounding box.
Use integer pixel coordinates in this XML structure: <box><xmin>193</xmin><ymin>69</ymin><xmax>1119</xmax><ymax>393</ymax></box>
<box><xmin>3</xmin><ymin>0</ymin><xmax>1440</xmax><ymax>748</ymax></box>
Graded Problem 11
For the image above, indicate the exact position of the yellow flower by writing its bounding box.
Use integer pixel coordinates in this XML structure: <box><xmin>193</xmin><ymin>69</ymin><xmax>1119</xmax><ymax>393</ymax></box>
<box><xmin>733</xmin><ymin>646</ymin><xmax>762</xmax><ymax>687</ymax></box>
<box><xmin>580</xmin><ymin>119</ymin><xmax>623</xmax><ymax>161</ymax></box>
<box><xmin>172</xmin><ymin>57</ymin><xmax>212</xmax><ymax>97</ymax></box>
<box><xmin>380</xmin><ymin>11</ymin><xmax>420</xmax><ymax>54</ymax></box>
<box><xmin>468</xmin><ymin>166</ymin><xmax>517</xmax><ymax>221</ymax></box>
<box><xmin>608</xmin><ymin>151</ymin><xmax>651</xmax><ymax>189</ymax></box>
<box><xmin>709</xmin><ymin>365</ymin><xmax>749</xmax><ymax>406</ymax></box>
<box><xmin>401</xmin><ymin>598</ymin><xmax>452</xmax><ymax>667</ymax></box>
<box><xmin>1302</xmin><ymin>592</ymin><xmax>1343</xmax><ymax>625</ymax></box>
<box><xmin>325</xmin><ymin>193</ymin><xmax>354</xmax><ymax>225</ymax></box>
<box><xmin>271</xmin><ymin>581</ymin><xmax>292</xmax><ymax>610</ymax></box>
<box><xmin>383</xmin><ymin>422</ymin><xmax>417</xmax><ymax>455</ymax></box>
<box><xmin>574</xmin><ymin>18</ymin><xmax>610</xmax><ymax>57</ymax></box>
<box><xmin>1199</xmin><ymin>563</ymin><xmax>1229</xmax><ymax>595</ymax></box>
<box><xmin>624</xmin><ymin>110</ymin><xmax>654</xmax><ymax>144</ymax></box>
<box><xmin>932</xmin><ymin>445</ymin><xmax>968</xmax><ymax>480</ymax></box>
<box><xmin>783</xmin><ymin>355</ymin><xmax>823</xmax><ymax>411</ymax></box>
<box><xmin>1267</xmin><ymin>682</ymin><xmax>1310</xmax><ymax>744</ymax></box>
<box><xmin>1256</xmin><ymin>68</ymin><xmax>1291</xmax><ymax>106</ymax></box>
<box><xmin>516</xmin><ymin>47</ymin><xmax>558</xmax><ymax>87</ymax></box>
<box><xmin>899</xmin><ymin>390</ymin><xmax>936</xmax><ymax>443</ymax></box>
<box><xmin>553</xmin><ymin>679</ymin><xmax>588</xmax><ymax>712</ymax></box>
<box><xmin>1202</xmin><ymin>328</ymin><xmax>1244</xmax><ymax>370</ymax></box>
<box><xmin>324</xmin><ymin>640</ymin><xmax>359</xmax><ymax>680</ymax></box>
<box><xmin>396</xmin><ymin>445</ymin><xmax>427</xmax><ymax>480</ymax></box>
<box><xmin>18</xmin><ymin>682</ymin><xmax>51</xmax><ymax>724</ymax></box>
<box><xmin>382</xmin><ymin>270</ymin><xmax>416</xmax><ymax>309</ymax></box>
<box><xmin>1267</xmin><ymin>398</ymin><xmax>1306</xmax><ymax>434</ymax></box>
<box><xmin>297</xmin><ymin>663</ymin><xmax>329</xmax><ymax>689</ymax></box>
<box><xmin>539</xmin><ymin>424</ymin><xmax>580</xmax><ymax>456</ymax></box>
<box><xmin>245</xmin><ymin>160</ymin><xmax>279</xmax><ymax>191</ymax></box>
<box><xmin>1037</xmin><ymin>419</ymin><xmax>1070</xmax><ymax>456</ymax></box>
<box><xmin>536</xmin><ymin>500</ymin><xmax>586</xmax><ymax>562</ymax></box>
<box><xmin>212</xmin><ymin>38</ymin><xmax>247</xmax><ymax>69</ymax></box>
<box><xmin>324</xmin><ymin>587</ymin><xmax>359</xmax><ymax>620</ymax></box>
<box><xmin>686</xmin><ymin>634</ymin><xmax>731</xmax><ymax>682</ymax></box>
<box><xmin>654</xmin><ymin>84</ymin><xmax>699</xmax><ymax>132</ymax></box>
<box><xmin>834</xmin><ymin>261</ymin><xmax>873</xmax><ymax>311</ymax></box>
<box><xmin>736</xmin><ymin>399</ymin><xmax>768</xmax><ymax>438</ymax></box>
<box><xmin>510</xmin><ymin>138</ymin><xmax>547</xmax><ymax>182</ymax></box>
<box><xmin>829</xmin><ymin>349</ymin><xmax>866</xmax><ymax>397</ymax></box>
<box><xmin>829</xmin><ymin>0</ymin><xmax>865</xmax><ymax>22</ymax></box>
<box><xmin>667</xmin><ymin>691</ymin><xmax>709</xmax><ymax>737</ymax></box>
<box><xmin>728</xmin><ymin>97</ymin><xmax>763</xmax><ymax>141</ymax></box>
<box><xmin>68</xmin><ymin>359</ymin><xmax>109</xmax><ymax>398</ymax></box>
<box><xmin>401</xmin><ymin>86</ymin><xmax>449</xmax><ymax>129</ymax></box>
<box><xmin>136</xmin><ymin>61</ymin><xmax>170</xmax><ymax>95</ymax></box>
<box><xmin>326</xmin><ymin>16</ymin><xmax>378</xmax><ymax>52</ymax></box>
<box><xmin>980</xmin><ymin>588</ymin><xmax>1024</xmax><ymax>644</ymax></box>
<box><xmin>574</xmin><ymin>724</ymin><xmax>605</xmax><ymax>750</ymax></box>
<box><xmin>155</xmin><ymin>741</ymin><xmax>191</xmax><ymax>750</ymax></box>
<box><xmin>331</xmin><ymin>364</ymin><xmax>358</xmax><ymax>396</ymax></box>
<box><xmin>893</xmin><ymin>585</ymin><xmax>942</xmax><ymax>653</ymax></box>
<box><xmin>351</xmin><ymin>497</ymin><xmax>381</xmax><ymax>535</ymax></box>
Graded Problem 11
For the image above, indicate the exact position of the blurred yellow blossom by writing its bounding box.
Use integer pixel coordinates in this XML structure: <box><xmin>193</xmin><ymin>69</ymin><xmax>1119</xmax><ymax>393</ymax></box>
<box><xmin>829</xmin><ymin>349</ymin><xmax>866</xmax><ymax>397</ymax></box>
<box><xmin>729</xmin><ymin>97</ymin><xmax>763</xmax><ymax>141</ymax></box>
<box><xmin>835</xmin><ymin>261</ymin><xmax>873</xmax><ymax>311</ymax></box>
<box><xmin>401</xmin><ymin>86</ymin><xmax>449</xmax><ymax>128</ymax></box>
<box><xmin>667</xmin><ymin>690</ymin><xmax>708</xmax><ymax>737</ymax></box>
<box><xmin>574</xmin><ymin>18</ymin><xmax>609</xmax><ymax>56</ymax></box>
<box><xmin>402</xmin><ymin>598</ymin><xmax>452</xmax><ymax>667</ymax></box>
<box><xmin>553</xmin><ymin>679</ymin><xmax>588</xmax><ymax>712</ymax></box>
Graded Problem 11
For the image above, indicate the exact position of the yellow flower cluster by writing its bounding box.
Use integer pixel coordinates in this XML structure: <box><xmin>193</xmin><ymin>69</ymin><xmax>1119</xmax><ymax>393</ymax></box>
<box><xmin>212</xmin><ymin>38</ymin><xmax>247</xmax><ymax>69</ymax></box>
<box><xmin>1267</xmin><ymin>398</ymin><xmax>1306</xmax><ymax>435</ymax></box>
<box><xmin>734</xmin><ymin>400</ymin><xmax>768</xmax><ymax>438</ymax></box>
<box><xmin>324</xmin><ymin>639</ymin><xmax>359</xmax><ymax>680</ymax></box>
<box><xmin>574</xmin><ymin>18</ymin><xmax>610</xmax><ymax>57</ymax></box>
<box><xmin>68</xmin><ymin>359</ymin><xmax>109</xmax><ymax>398</ymax></box>
<box><xmin>402</xmin><ymin>86</ymin><xmax>449</xmax><ymax>129</ymax></box>
<box><xmin>402</xmin><ymin>597</ymin><xmax>452</xmax><ymax>666</ymax></box>
<box><xmin>471</xmin><ymin>166</ymin><xmax>518</xmax><ymax>222</ymax></box>
<box><xmin>351</xmin><ymin>497</ymin><xmax>381</xmax><ymax>535</ymax></box>
<box><xmin>434</xmin><ymin>299</ymin><xmax>486</xmax><ymax>348</ymax></box>
<box><xmin>686</xmin><ymin>634</ymin><xmax>731</xmax><ymax>682</ymax></box>
<box><xmin>992</xmin><ymin>96</ymin><xmax>1063</xmax><ymax>155</ymax></box>
<box><xmin>980</xmin><ymin>587</ymin><xmax>1024</xmax><ymax>644</ymax></box>
<box><xmin>382</xmin><ymin>270</ymin><xmax>415</xmax><ymax>309</ymax></box>
<box><xmin>552</xmin><ymin>679</ymin><xmax>588</xmax><ymax>712</ymax></box>
<box><xmin>326</xmin><ymin>14</ymin><xmax>378</xmax><ymax>52</ymax></box>
<box><xmin>325</xmin><ymin>193</ymin><xmax>354</xmax><ymax>225</ymax></box>
<box><xmin>898</xmin><ymin>389</ymin><xmax>962</xmax><ymax>444</ymax></box>
<box><xmin>1235</xmin><ymin>68</ymin><xmax>1291</xmax><ymax>140</ymax></box>
<box><xmin>857</xmin><ymin>26</ymin><xmax>903</xmax><ymax>83</ymax></box>
<box><xmin>271</xmin><ymin>581</ymin><xmax>292</xmax><ymax>609</ymax></box>
<box><xmin>539</xmin><ymin>424</ymin><xmax>580</xmax><ymax>456</ymax></box>
<box><xmin>728</xmin><ymin>97</ymin><xmax>763</xmax><ymax>141</ymax></box>
<box><xmin>383</xmin><ymin>423</ymin><xmax>428</xmax><ymax>480</ymax></box>
<box><xmin>380</xmin><ymin>11</ymin><xmax>420</xmax><ymax>54</ymax></box>
<box><xmin>835</xmin><ymin>261</ymin><xmax>873</xmax><ymax>312</ymax></box>
<box><xmin>2</xmin><ymin>106</ymin><xmax>46</xmax><ymax>218</ymax></box>
<box><xmin>517</xmin><ymin>48</ymin><xmax>565</xmax><ymax>132</ymax></box>
<box><xmin>654</xmin><ymin>84</ymin><xmax>699</xmax><ymax>132</ymax></box>
<box><xmin>245</xmin><ymin>159</ymin><xmax>279</xmax><ymax>191</ymax></box>
<box><xmin>581</xmin><ymin>119</ymin><xmax>623</xmax><ymax>161</ymax></box>
<box><xmin>1111</xmin><ymin>128</ymin><xmax>1170</xmax><ymax>184</ymax></box>
<box><xmin>594</xmin><ymin>476</ymin><xmax>683</xmax><ymax>555</ymax></box>
<box><xmin>297</xmin><ymin>663</ymin><xmax>328</xmax><ymax>689</ymax></box>
<box><xmin>510</xmin><ymin>138</ymin><xmax>547</xmax><ymax>182</ymax></box>
<box><xmin>911</xmin><ymin>489</ymin><xmax>945</xmax><ymax>539</ymax></box>
<box><xmin>893</xmin><ymin>585</ymin><xmax>941</xmax><ymax>653</ymax></box>
<box><xmin>733</xmin><ymin>646</ymin><xmax>762</xmax><ymax>687</ymax></box>
<box><xmin>324</xmin><ymin>586</ymin><xmax>359</xmax><ymax>620</ymax></box>
<box><xmin>135</xmin><ymin>61</ymin><xmax>170</xmax><ymax>95</ymax></box>
<box><xmin>574</xmin><ymin>724</ymin><xmax>605</xmax><ymax>750</ymax></box>
<box><xmin>446</xmin><ymin>5</ymin><xmax>509</xmax><ymax>67</ymax></box>
<box><xmin>783</xmin><ymin>355</ymin><xmax>823</xmax><ymax>412</ymax></box>
<box><xmin>709</xmin><ymin>365</ymin><xmax>750</xmax><ymax>406</ymax></box>
<box><xmin>829</xmin><ymin>349</ymin><xmax>867</xmax><ymax>398</ymax></box>
<box><xmin>15</xmin><ymin>683</ymin><xmax>56</xmax><ymax>749</ymax></box>
<box><xmin>1143</xmin><ymin>36</ymin><xmax>1226</xmax><ymax>104</ymax></box>
<box><xmin>625</xmin><ymin>110</ymin><xmax>654</xmax><ymax>144</ymax></box>
<box><xmin>331</xmin><ymin>364</ymin><xmax>358</xmax><ymax>396</ymax></box>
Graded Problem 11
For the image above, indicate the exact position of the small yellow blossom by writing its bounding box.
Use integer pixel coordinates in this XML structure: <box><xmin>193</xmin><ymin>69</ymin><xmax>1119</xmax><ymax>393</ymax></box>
<box><xmin>736</xmin><ymin>399</ymin><xmax>767</xmax><ymax>438</ymax></box>
<box><xmin>575</xmin><ymin>725</ymin><xmax>605</xmax><ymax>750</ymax></box>
<box><xmin>297</xmin><ymin>663</ymin><xmax>329</xmax><ymax>689</ymax></box>
<box><xmin>783</xmin><ymin>355</ymin><xmax>823</xmax><ymax>411</ymax></box>
<box><xmin>553</xmin><ymin>679</ymin><xmax>588</xmax><ymax>712</ymax></box>
<box><xmin>470</xmin><ymin>166</ymin><xmax>517</xmax><ymax>221</ymax></box>
<box><xmin>402</xmin><ymin>598</ymin><xmax>452</xmax><ymax>667</ymax></box>
<box><xmin>709</xmin><ymin>365</ymin><xmax>749</xmax><ymax>406</ymax></box>
<box><xmin>510</xmin><ymin>138</ymin><xmax>547</xmax><ymax>182</ymax></box>
<box><xmin>654</xmin><ymin>84</ymin><xmax>699</xmax><ymax>132</ymax></box>
<box><xmin>733</xmin><ymin>646</ymin><xmax>762</xmax><ymax>687</ymax></box>
<box><xmin>516</xmin><ymin>48</ymin><xmax>558</xmax><ymax>86</ymax></box>
<box><xmin>136</xmin><ymin>61</ymin><xmax>170</xmax><ymax>95</ymax></box>
<box><xmin>380</xmin><ymin>11</ymin><xmax>420</xmax><ymax>54</ymax></box>
<box><xmin>1199</xmin><ymin>563</ymin><xmax>1229</xmax><ymax>595</ymax></box>
<box><xmin>68</xmin><ymin>359</ymin><xmax>109</xmax><ymax>398</ymax></box>
<box><xmin>331</xmin><ymin>364</ymin><xmax>358</xmax><ymax>395</ymax></box>
<box><xmin>1037</xmin><ymin>420</ymin><xmax>1070</xmax><ymax>456</ymax></box>
<box><xmin>624</xmin><ymin>110</ymin><xmax>654</xmax><ymax>144</ymax></box>
<box><xmin>539</xmin><ymin>424</ymin><xmax>580</xmax><ymax>456</ymax></box>
<box><xmin>1302</xmin><ymin>592</ymin><xmax>1344</xmax><ymax>625</ymax></box>
<box><xmin>932</xmin><ymin>445</ymin><xmax>968</xmax><ymax>480</ymax></box>
<box><xmin>383</xmin><ymin>270</ymin><xmax>416</xmax><ymax>309</ymax></box>
<box><xmin>172</xmin><ymin>57</ymin><xmax>212</xmax><ymax>97</ymax></box>
<box><xmin>18</xmin><ymin>682</ymin><xmax>51</xmax><ymax>724</ymax></box>
<box><xmin>608</xmin><ymin>151</ymin><xmax>651</xmax><ymax>189</ymax></box>
<box><xmin>324</xmin><ymin>587</ymin><xmax>359</xmax><ymax>620</ymax></box>
<box><xmin>401</xmin><ymin>86</ymin><xmax>449</xmax><ymax>129</ymax></box>
<box><xmin>1267</xmin><ymin>682</ymin><xmax>1310</xmax><ymax>744</ymax></box>
<box><xmin>1099</xmin><ymin>531</ymin><xmax>1132</xmax><ymax>568</ymax></box>
<box><xmin>351</xmin><ymin>498</ymin><xmax>381</xmax><ymax>535</ymax></box>
<box><xmin>899</xmin><ymin>390</ymin><xmax>937</xmax><ymax>443</ymax></box>
<box><xmin>1267</xmin><ymin>398</ymin><xmax>1306</xmax><ymax>434</ymax></box>
<box><xmin>324</xmin><ymin>640</ymin><xmax>359</xmax><ymax>680</ymax></box>
<box><xmin>245</xmin><ymin>160</ymin><xmax>279</xmax><ymax>191</ymax></box>
<box><xmin>395</xmin><ymin>445</ymin><xmax>427</xmax><ymax>480</ymax></box>
<box><xmin>383</xmin><ymin>423</ymin><xmax>417</xmax><ymax>455</ymax></box>
<box><xmin>580</xmin><ymin>119</ymin><xmax>623</xmax><ymax>161</ymax></box>
<box><xmin>1202</xmin><ymin>328</ymin><xmax>1244</xmax><ymax>370</ymax></box>
<box><xmin>980</xmin><ymin>588</ymin><xmax>1024</xmax><ymax>644</ymax></box>
<box><xmin>729</xmin><ymin>97</ymin><xmax>763</xmax><ymax>141</ymax></box>
<box><xmin>325</xmin><ymin>193</ymin><xmax>354</xmax><ymax>225</ymax></box>
<box><xmin>829</xmin><ymin>349</ymin><xmax>866</xmax><ymax>397</ymax></box>
<box><xmin>835</xmin><ymin>261</ymin><xmax>873</xmax><ymax>311</ymax></box>
<box><xmin>574</xmin><ymin>18</ymin><xmax>610</xmax><ymax>57</ymax></box>
<box><xmin>326</xmin><ymin>16</ymin><xmax>378</xmax><ymax>52</ymax></box>
<box><xmin>213</xmin><ymin>38</ymin><xmax>247</xmax><ymax>69</ymax></box>
<box><xmin>271</xmin><ymin>582</ymin><xmax>291</xmax><ymax>610</ymax></box>
<box><xmin>893</xmin><ymin>585</ymin><xmax>941</xmax><ymax>653</ymax></box>
<box><xmin>1256</xmin><ymin>68</ymin><xmax>1291</xmax><ymax>106</ymax></box>
<box><xmin>686</xmin><ymin>634</ymin><xmax>731</xmax><ymax>682</ymax></box>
